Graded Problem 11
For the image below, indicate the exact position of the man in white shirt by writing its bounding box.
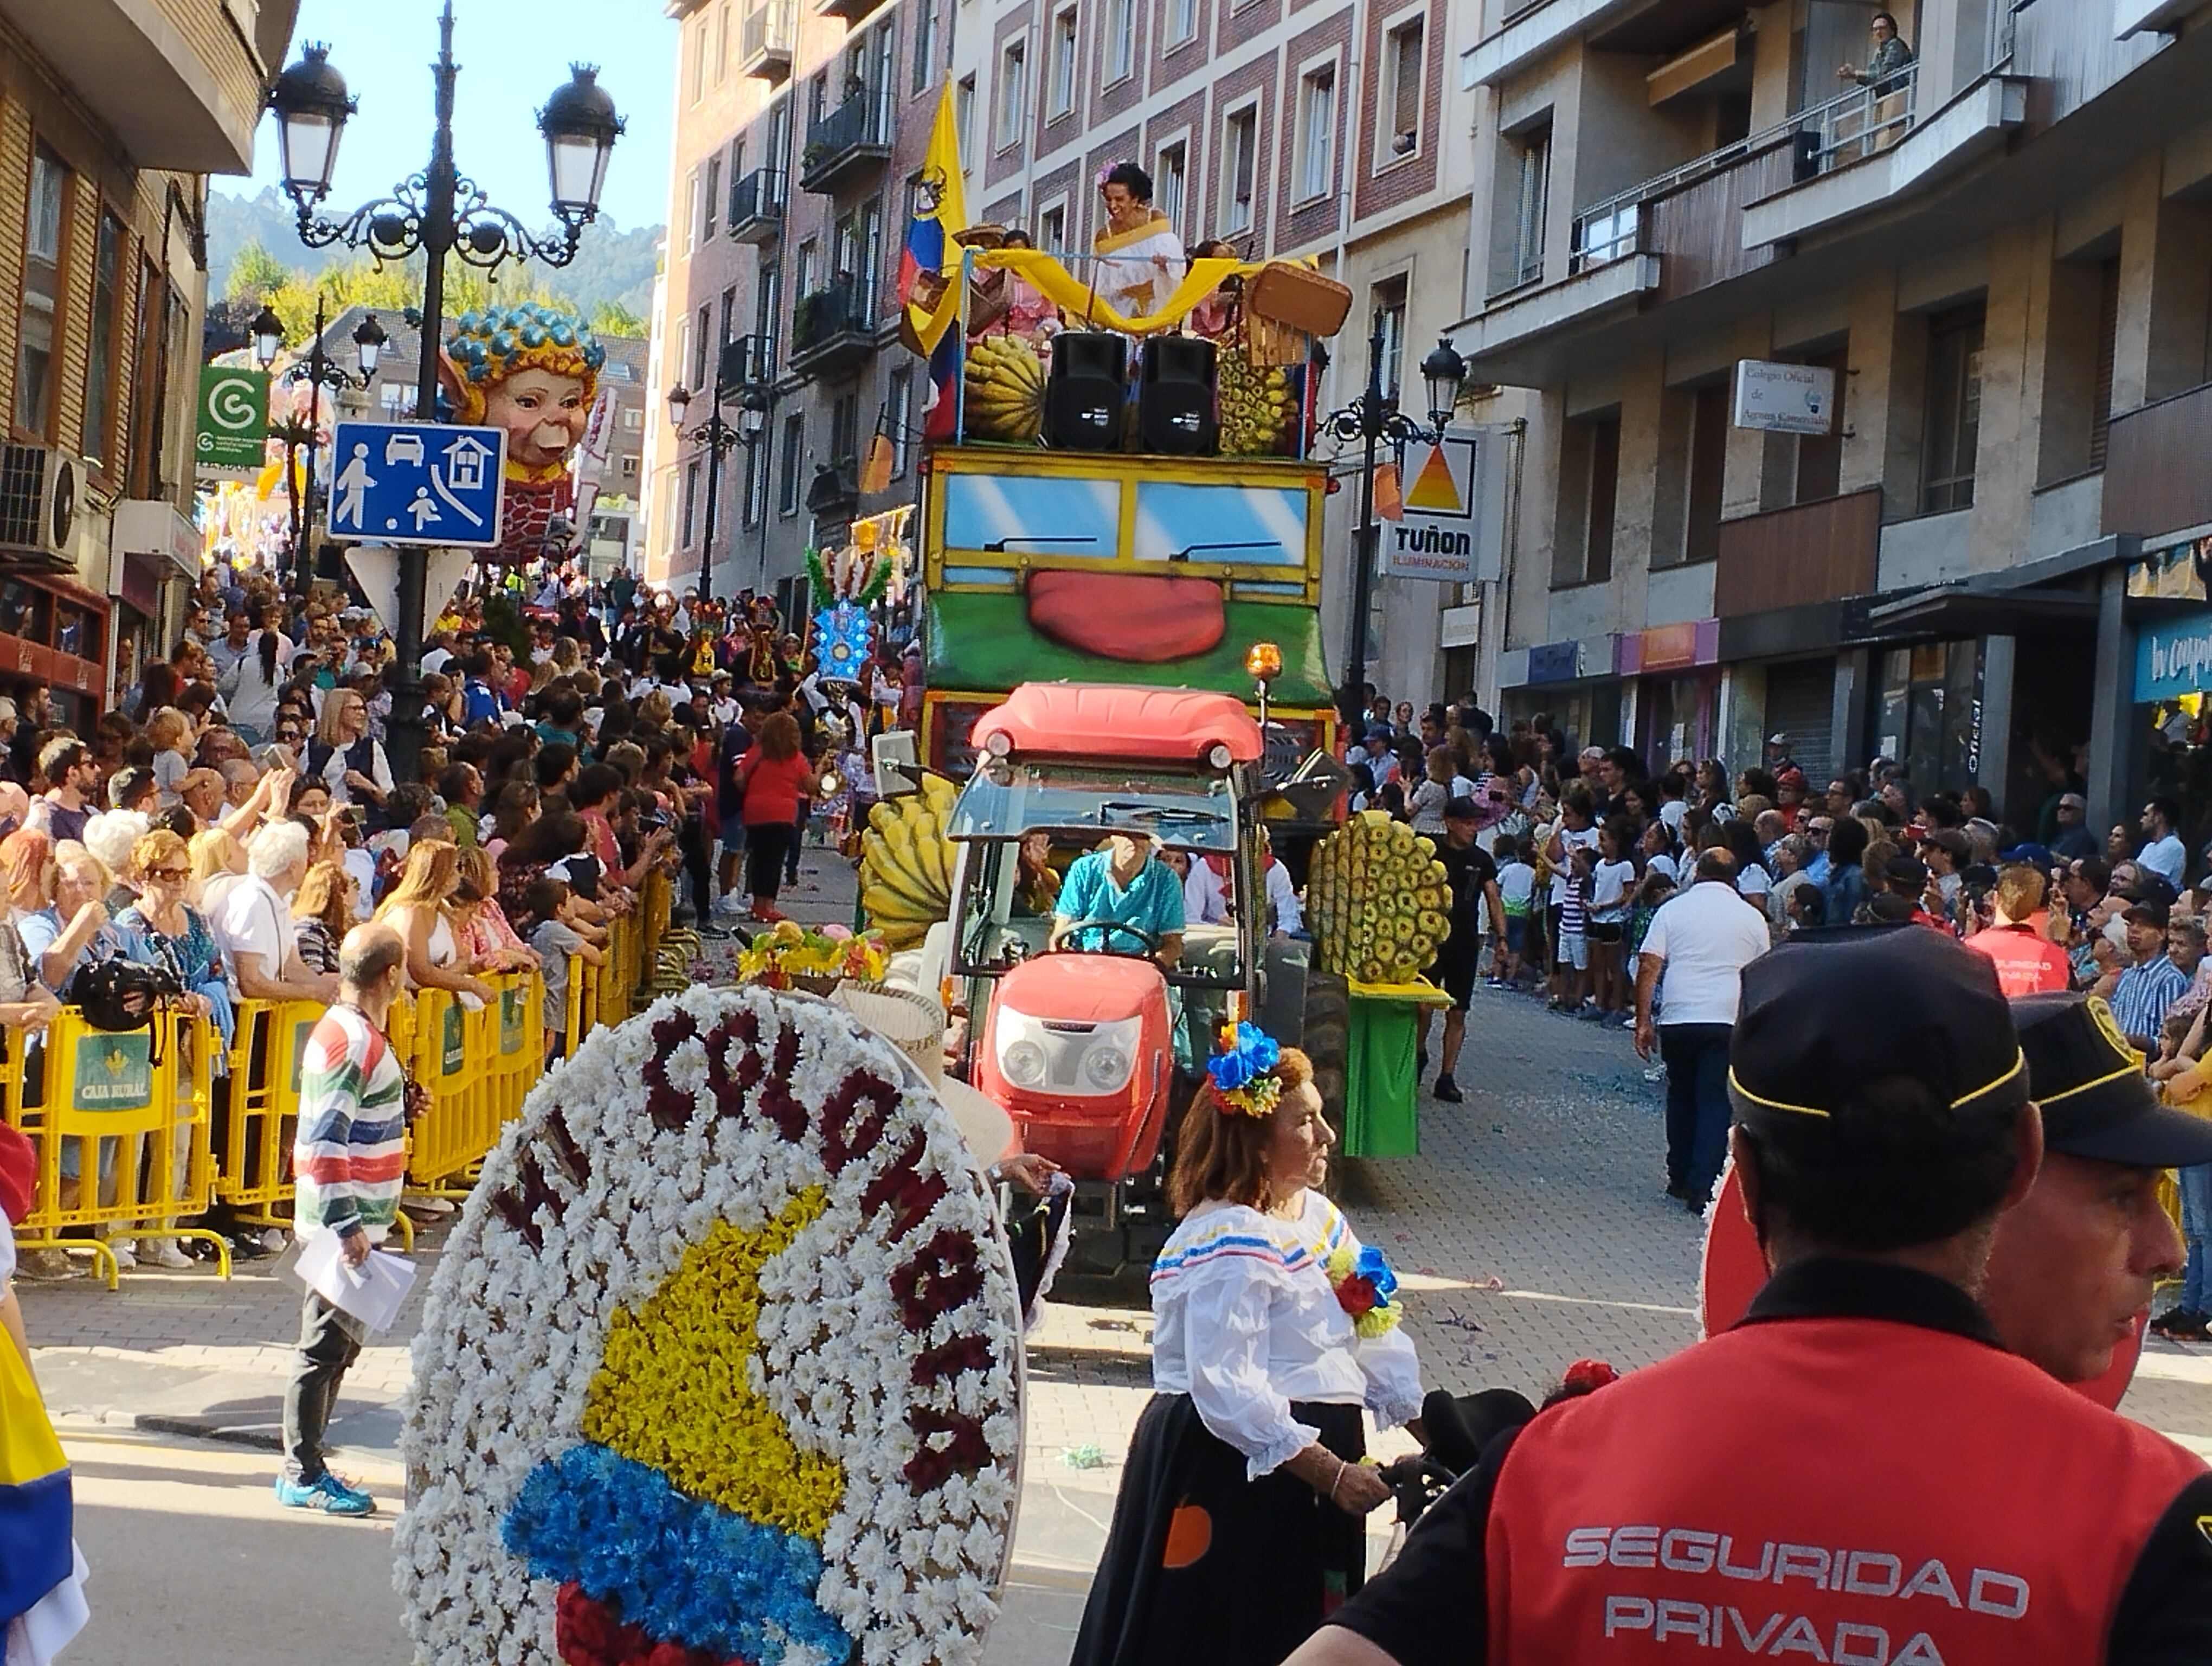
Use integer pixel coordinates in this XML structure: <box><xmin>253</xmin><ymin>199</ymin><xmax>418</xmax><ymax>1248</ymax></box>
<box><xmin>216</xmin><ymin>820</ymin><xmax>339</xmax><ymax>1005</ymax></box>
<box><xmin>1632</xmin><ymin>847</ymin><xmax>1770</xmax><ymax>1211</ymax></box>
<box><xmin>2140</xmin><ymin>797</ymin><xmax>2187</xmax><ymax>890</ymax></box>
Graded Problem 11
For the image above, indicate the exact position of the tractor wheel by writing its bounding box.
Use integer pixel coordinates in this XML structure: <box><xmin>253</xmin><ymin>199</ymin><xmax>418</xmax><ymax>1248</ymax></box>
<box><xmin>1300</xmin><ymin>969</ymin><xmax>1350</xmax><ymax>1191</ymax></box>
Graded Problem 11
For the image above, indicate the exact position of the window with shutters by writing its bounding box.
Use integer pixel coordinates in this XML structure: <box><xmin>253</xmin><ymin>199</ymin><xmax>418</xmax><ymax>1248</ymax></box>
<box><xmin>1295</xmin><ymin>66</ymin><xmax>1336</xmax><ymax>204</ymax></box>
<box><xmin>1106</xmin><ymin>0</ymin><xmax>1134</xmax><ymax>82</ymax></box>
<box><xmin>1156</xmin><ymin>140</ymin><xmax>1187</xmax><ymax>235</ymax></box>
<box><xmin>2088</xmin><ymin>256</ymin><xmax>2120</xmax><ymax>472</ymax></box>
<box><xmin>1553</xmin><ymin>412</ymin><xmax>1620</xmax><ymax>587</ymax></box>
<box><xmin>1221</xmin><ymin>104</ymin><xmax>1258</xmax><ymax>235</ymax></box>
<box><xmin>85</xmin><ymin>210</ymin><xmax>127</xmax><ymax>472</ymax></box>
<box><xmin>778</xmin><ymin>411</ymin><xmax>805</xmax><ymax>516</ymax></box>
<box><xmin>1921</xmin><ymin>305</ymin><xmax>1985</xmax><ymax>515</ymax></box>
<box><xmin>1380</xmin><ymin>14</ymin><xmax>1425</xmax><ymax>161</ymax></box>
<box><xmin>996</xmin><ymin>40</ymin><xmax>1027</xmax><ymax>151</ymax></box>
<box><xmin>1049</xmin><ymin>9</ymin><xmax>1077</xmax><ymax>117</ymax></box>
<box><xmin>16</xmin><ymin>145</ymin><xmax>69</xmax><ymax>439</ymax></box>
<box><xmin>704</xmin><ymin>155</ymin><xmax>721</xmax><ymax>241</ymax></box>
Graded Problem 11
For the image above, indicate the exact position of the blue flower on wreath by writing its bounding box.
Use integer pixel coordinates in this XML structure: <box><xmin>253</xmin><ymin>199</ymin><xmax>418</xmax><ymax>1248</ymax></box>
<box><xmin>502</xmin><ymin>1443</ymin><xmax>852</xmax><ymax>1665</ymax></box>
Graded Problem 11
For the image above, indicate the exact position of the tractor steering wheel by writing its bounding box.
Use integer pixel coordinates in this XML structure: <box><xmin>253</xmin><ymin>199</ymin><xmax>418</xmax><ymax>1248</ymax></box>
<box><xmin>1060</xmin><ymin>918</ymin><xmax>1161</xmax><ymax>957</ymax></box>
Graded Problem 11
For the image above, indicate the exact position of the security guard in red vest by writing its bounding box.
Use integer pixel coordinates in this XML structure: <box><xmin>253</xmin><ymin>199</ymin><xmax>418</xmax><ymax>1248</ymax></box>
<box><xmin>1290</xmin><ymin>926</ymin><xmax>2212</xmax><ymax>1666</ymax></box>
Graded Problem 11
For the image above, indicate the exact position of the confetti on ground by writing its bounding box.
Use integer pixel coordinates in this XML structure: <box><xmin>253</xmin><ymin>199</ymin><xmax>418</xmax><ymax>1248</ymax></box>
<box><xmin>1060</xmin><ymin>1443</ymin><xmax>1108</xmax><ymax>1470</ymax></box>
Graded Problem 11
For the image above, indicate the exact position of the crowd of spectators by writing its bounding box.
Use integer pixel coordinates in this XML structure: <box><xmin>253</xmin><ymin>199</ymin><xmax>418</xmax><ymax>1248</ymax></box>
<box><xmin>10</xmin><ymin>558</ymin><xmax>878</xmax><ymax>1280</ymax></box>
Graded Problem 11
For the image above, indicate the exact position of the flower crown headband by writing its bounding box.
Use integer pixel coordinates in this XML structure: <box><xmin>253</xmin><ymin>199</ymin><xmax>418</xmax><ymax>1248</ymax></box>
<box><xmin>1206</xmin><ymin>1022</ymin><xmax>1282</xmax><ymax>1117</ymax></box>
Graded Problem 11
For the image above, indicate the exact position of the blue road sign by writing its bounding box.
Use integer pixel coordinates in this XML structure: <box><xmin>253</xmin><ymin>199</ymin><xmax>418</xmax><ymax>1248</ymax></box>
<box><xmin>327</xmin><ymin>421</ymin><xmax>507</xmax><ymax>548</ymax></box>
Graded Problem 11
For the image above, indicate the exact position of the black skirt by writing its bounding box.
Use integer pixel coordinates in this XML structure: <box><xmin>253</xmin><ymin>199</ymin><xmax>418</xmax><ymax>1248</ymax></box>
<box><xmin>1070</xmin><ymin>1393</ymin><xmax>1367</xmax><ymax>1666</ymax></box>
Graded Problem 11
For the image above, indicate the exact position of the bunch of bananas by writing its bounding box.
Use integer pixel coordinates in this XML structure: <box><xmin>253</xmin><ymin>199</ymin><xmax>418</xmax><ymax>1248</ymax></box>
<box><xmin>963</xmin><ymin>336</ymin><xmax>1045</xmax><ymax>443</ymax></box>
<box><xmin>1219</xmin><ymin>353</ymin><xmax>1294</xmax><ymax>456</ymax></box>
<box><xmin>860</xmin><ymin>774</ymin><xmax>960</xmax><ymax>948</ymax></box>
<box><xmin>1306</xmin><ymin>810</ymin><xmax>1454</xmax><ymax>985</ymax></box>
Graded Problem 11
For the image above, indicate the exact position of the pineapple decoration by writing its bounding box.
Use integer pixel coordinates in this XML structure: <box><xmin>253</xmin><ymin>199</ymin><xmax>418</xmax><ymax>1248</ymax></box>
<box><xmin>962</xmin><ymin>336</ymin><xmax>1047</xmax><ymax>443</ymax></box>
<box><xmin>1218</xmin><ymin>354</ymin><xmax>1296</xmax><ymax>456</ymax></box>
<box><xmin>1306</xmin><ymin>810</ymin><xmax>1455</xmax><ymax>985</ymax></box>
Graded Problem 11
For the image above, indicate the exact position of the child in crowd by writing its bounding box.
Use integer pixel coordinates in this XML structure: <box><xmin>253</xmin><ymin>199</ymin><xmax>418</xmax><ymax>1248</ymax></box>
<box><xmin>146</xmin><ymin>707</ymin><xmax>194</xmax><ymax>809</ymax></box>
<box><xmin>1584</xmin><ymin>818</ymin><xmax>1636</xmax><ymax>1022</ymax></box>
<box><xmin>519</xmin><ymin>874</ymin><xmax>600</xmax><ymax>1062</ymax></box>
<box><xmin>1553</xmin><ymin>843</ymin><xmax>1592</xmax><ymax>1013</ymax></box>
<box><xmin>1491</xmin><ymin>834</ymin><xmax>1535</xmax><ymax>988</ymax></box>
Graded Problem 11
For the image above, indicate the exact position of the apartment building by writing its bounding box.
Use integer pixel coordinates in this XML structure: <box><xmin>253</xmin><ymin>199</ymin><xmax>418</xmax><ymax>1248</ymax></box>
<box><xmin>945</xmin><ymin>0</ymin><xmax>1478</xmax><ymax>702</ymax></box>
<box><xmin>1454</xmin><ymin>0</ymin><xmax>2212</xmax><ymax>832</ymax></box>
<box><xmin>0</xmin><ymin>0</ymin><xmax>295</xmax><ymax>721</ymax></box>
<box><xmin>650</xmin><ymin>0</ymin><xmax>948</xmax><ymax>614</ymax></box>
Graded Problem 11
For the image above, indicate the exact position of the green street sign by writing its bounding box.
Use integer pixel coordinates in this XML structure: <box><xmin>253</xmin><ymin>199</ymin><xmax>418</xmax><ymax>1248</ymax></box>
<box><xmin>196</xmin><ymin>367</ymin><xmax>269</xmax><ymax>470</ymax></box>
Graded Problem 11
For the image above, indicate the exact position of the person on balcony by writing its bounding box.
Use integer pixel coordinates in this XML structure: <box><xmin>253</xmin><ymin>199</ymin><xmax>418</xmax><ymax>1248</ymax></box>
<box><xmin>1838</xmin><ymin>11</ymin><xmax>1914</xmax><ymax>153</ymax></box>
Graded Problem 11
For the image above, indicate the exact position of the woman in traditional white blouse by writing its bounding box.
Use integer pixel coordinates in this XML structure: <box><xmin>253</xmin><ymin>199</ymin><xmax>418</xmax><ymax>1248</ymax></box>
<box><xmin>1072</xmin><ymin>1027</ymin><xmax>1424</xmax><ymax>1666</ymax></box>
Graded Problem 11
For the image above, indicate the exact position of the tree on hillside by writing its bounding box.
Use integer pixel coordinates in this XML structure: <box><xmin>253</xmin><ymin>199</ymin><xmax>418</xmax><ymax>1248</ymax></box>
<box><xmin>227</xmin><ymin>240</ymin><xmax>296</xmax><ymax>305</ymax></box>
<box><xmin>590</xmin><ymin>300</ymin><xmax>646</xmax><ymax>338</ymax></box>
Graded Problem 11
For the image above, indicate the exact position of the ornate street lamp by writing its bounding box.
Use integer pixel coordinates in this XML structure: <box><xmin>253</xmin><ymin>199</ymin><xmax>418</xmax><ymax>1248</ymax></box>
<box><xmin>249</xmin><ymin>302</ymin><xmax>286</xmax><ymax>371</ymax></box>
<box><xmin>262</xmin><ymin>2</ymin><xmax>623</xmax><ymax>781</ymax></box>
<box><xmin>1320</xmin><ymin>329</ymin><xmax>1465</xmax><ymax>736</ymax></box>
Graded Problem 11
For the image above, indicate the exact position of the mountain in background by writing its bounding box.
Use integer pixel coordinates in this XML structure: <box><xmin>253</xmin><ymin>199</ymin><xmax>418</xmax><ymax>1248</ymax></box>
<box><xmin>205</xmin><ymin>187</ymin><xmax>663</xmax><ymax>325</ymax></box>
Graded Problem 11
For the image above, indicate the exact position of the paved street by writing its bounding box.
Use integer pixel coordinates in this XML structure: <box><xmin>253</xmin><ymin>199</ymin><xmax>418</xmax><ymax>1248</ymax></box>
<box><xmin>18</xmin><ymin>843</ymin><xmax>2212</xmax><ymax>1659</ymax></box>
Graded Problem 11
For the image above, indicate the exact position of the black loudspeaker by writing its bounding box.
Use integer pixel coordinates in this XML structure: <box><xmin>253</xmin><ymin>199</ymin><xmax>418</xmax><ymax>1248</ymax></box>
<box><xmin>1139</xmin><ymin>336</ymin><xmax>1219</xmax><ymax>456</ymax></box>
<box><xmin>1043</xmin><ymin>331</ymin><xmax>1128</xmax><ymax>451</ymax></box>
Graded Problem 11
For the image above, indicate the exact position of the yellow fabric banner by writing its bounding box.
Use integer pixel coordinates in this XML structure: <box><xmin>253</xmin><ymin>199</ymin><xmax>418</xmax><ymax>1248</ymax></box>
<box><xmin>973</xmin><ymin>251</ymin><xmax>1258</xmax><ymax>336</ymax></box>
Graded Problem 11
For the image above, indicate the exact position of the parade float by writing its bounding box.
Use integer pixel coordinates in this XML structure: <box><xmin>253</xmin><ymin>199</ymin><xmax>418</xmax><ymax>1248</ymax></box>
<box><xmin>438</xmin><ymin>302</ymin><xmax>607</xmax><ymax>566</ymax></box>
<box><xmin>397</xmin><ymin>984</ymin><xmax>1023</xmax><ymax>1666</ymax></box>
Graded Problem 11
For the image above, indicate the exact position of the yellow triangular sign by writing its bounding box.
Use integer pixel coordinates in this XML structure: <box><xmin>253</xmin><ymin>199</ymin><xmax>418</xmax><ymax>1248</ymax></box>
<box><xmin>1405</xmin><ymin>444</ymin><xmax>1463</xmax><ymax>512</ymax></box>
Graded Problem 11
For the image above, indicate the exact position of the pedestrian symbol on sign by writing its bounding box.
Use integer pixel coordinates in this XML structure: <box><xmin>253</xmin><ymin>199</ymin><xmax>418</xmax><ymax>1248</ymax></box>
<box><xmin>325</xmin><ymin>420</ymin><xmax>507</xmax><ymax>549</ymax></box>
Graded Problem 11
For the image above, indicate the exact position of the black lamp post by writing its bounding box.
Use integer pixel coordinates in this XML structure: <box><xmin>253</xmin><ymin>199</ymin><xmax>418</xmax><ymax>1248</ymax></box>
<box><xmin>737</xmin><ymin>385</ymin><xmax>779</xmax><ymax>594</ymax></box>
<box><xmin>263</xmin><ymin>2</ymin><xmax>622</xmax><ymax>782</ymax></box>
<box><xmin>256</xmin><ymin>295</ymin><xmax>384</xmax><ymax>597</ymax></box>
<box><xmin>666</xmin><ymin>364</ymin><xmax>755</xmax><ymax>615</ymax></box>
<box><xmin>1319</xmin><ymin>329</ymin><xmax>1467</xmax><ymax>736</ymax></box>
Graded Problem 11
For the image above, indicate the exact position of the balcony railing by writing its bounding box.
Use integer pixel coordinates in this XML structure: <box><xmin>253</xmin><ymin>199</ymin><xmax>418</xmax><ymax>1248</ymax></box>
<box><xmin>817</xmin><ymin>0</ymin><xmax>887</xmax><ymax>20</ymax></box>
<box><xmin>738</xmin><ymin>1</ymin><xmax>795</xmax><ymax>80</ymax></box>
<box><xmin>789</xmin><ymin>279</ymin><xmax>878</xmax><ymax>375</ymax></box>
<box><xmin>800</xmin><ymin>92</ymin><xmax>894</xmax><ymax>194</ymax></box>
<box><xmin>1714</xmin><ymin>488</ymin><xmax>1882</xmax><ymax>619</ymax></box>
<box><xmin>2104</xmin><ymin>380</ymin><xmax>2212</xmax><ymax>543</ymax></box>
<box><xmin>1571</xmin><ymin>62</ymin><xmax>1919</xmax><ymax>274</ymax></box>
<box><xmin>806</xmin><ymin>458</ymin><xmax>861</xmax><ymax>517</ymax></box>
<box><xmin>728</xmin><ymin>168</ymin><xmax>785</xmax><ymax>244</ymax></box>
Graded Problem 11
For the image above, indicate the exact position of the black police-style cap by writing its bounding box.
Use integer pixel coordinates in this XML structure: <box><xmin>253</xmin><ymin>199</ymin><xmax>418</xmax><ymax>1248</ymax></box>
<box><xmin>2013</xmin><ymin>991</ymin><xmax>2212</xmax><ymax>1168</ymax></box>
<box><xmin>1730</xmin><ymin>925</ymin><xmax>2025</xmax><ymax>1125</ymax></box>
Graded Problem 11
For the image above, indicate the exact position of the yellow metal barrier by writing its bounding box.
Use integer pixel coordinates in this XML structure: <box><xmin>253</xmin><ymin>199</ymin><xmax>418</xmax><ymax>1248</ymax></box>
<box><xmin>7</xmin><ymin>1009</ymin><xmax>230</xmax><ymax>1289</ymax></box>
<box><xmin>9</xmin><ymin>876</ymin><xmax>673</xmax><ymax>1285</ymax></box>
<box><xmin>402</xmin><ymin>970</ymin><xmax>545</xmax><ymax>1190</ymax></box>
<box><xmin>213</xmin><ymin>998</ymin><xmax>324</xmax><ymax>1229</ymax></box>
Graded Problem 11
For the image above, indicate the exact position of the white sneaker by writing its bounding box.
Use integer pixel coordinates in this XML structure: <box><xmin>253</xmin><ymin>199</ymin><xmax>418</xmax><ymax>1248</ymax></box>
<box><xmin>108</xmin><ymin>1241</ymin><xmax>138</xmax><ymax>1270</ymax></box>
<box><xmin>260</xmin><ymin>1228</ymin><xmax>289</xmax><ymax>1254</ymax></box>
<box><xmin>713</xmin><ymin>893</ymin><xmax>744</xmax><ymax>917</ymax></box>
<box><xmin>142</xmin><ymin>1240</ymin><xmax>194</xmax><ymax>1270</ymax></box>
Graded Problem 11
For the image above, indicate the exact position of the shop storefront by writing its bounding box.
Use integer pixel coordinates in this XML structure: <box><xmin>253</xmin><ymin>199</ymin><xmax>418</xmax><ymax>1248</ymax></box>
<box><xmin>2135</xmin><ymin>605</ymin><xmax>2212</xmax><ymax>848</ymax></box>
<box><xmin>1619</xmin><ymin>620</ymin><xmax>1719</xmax><ymax>774</ymax></box>
<box><xmin>1498</xmin><ymin>636</ymin><xmax>1622</xmax><ymax>755</ymax></box>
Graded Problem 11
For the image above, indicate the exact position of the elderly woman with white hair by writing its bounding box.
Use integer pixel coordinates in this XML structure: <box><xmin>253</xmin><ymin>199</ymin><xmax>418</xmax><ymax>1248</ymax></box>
<box><xmin>211</xmin><ymin>819</ymin><xmax>338</xmax><ymax>1007</ymax></box>
<box><xmin>81</xmin><ymin>811</ymin><xmax>150</xmax><ymax>915</ymax></box>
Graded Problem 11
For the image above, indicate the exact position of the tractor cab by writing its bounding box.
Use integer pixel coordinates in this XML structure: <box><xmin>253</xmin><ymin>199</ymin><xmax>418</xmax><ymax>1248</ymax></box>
<box><xmin>942</xmin><ymin>684</ymin><xmax>1339</xmax><ymax>1279</ymax></box>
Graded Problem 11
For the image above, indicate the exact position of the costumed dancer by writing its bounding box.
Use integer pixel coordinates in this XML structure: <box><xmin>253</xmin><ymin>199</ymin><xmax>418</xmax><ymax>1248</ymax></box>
<box><xmin>1091</xmin><ymin>162</ymin><xmax>1186</xmax><ymax>321</ymax></box>
<box><xmin>0</xmin><ymin>1123</ymin><xmax>90</xmax><ymax>1664</ymax></box>
<box><xmin>1071</xmin><ymin>1026</ymin><xmax>1424</xmax><ymax>1666</ymax></box>
<box><xmin>439</xmin><ymin>304</ymin><xmax>607</xmax><ymax>566</ymax></box>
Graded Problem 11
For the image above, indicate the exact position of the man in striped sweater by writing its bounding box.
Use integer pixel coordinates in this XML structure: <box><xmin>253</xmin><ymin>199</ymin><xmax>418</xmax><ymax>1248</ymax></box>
<box><xmin>278</xmin><ymin>923</ymin><xmax>409</xmax><ymax>1517</ymax></box>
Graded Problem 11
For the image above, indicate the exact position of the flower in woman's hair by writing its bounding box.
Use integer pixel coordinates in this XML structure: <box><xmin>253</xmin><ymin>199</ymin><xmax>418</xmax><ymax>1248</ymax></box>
<box><xmin>1205</xmin><ymin>1021</ymin><xmax>1284</xmax><ymax>1116</ymax></box>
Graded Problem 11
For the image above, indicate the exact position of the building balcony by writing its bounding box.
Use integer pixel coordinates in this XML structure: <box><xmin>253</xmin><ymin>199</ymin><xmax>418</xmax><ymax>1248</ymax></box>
<box><xmin>728</xmin><ymin>168</ymin><xmax>785</xmax><ymax>245</ymax></box>
<box><xmin>806</xmin><ymin>458</ymin><xmax>861</xmax><ymax>518</ymax></box>
<box><xmin>5</xmin><ymin>0</ymin><xmax>277</xmax><ymax>172</ymax></box>
<box><xmin>2104</xmin><ymin>380</ymin><xmax>2212</xmax><ymax>545</ymax></box>
<box><xmin>800</xmin><ymin>92</ymin><xmax>893</xmax><ymax>195</ymax></box>
<box><xmin>788</xmin><ymin>279</ymin><xmax>878</xmax><ymax>377</ymax></box>
<box><xmin>1714</xmin><ymin>489</ymin><xmax>1881</xmax><ymax>620</ymax></box>
<box><xmin>816</xmin><ymin>0</ymin><xmax>886</xmax><ymax>20</ymax></box>
<box><xmin>737</xmin><ymin>0</ymin><xmax>796</xmax><ymax>81</ymax></box>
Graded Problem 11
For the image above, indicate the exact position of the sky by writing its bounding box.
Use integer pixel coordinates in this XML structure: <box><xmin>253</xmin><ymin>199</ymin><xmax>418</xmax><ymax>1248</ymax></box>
<box><xmin>247</xmin><ymin>0</ymin><xmax>678</xmax><ymax>232</ymax></box>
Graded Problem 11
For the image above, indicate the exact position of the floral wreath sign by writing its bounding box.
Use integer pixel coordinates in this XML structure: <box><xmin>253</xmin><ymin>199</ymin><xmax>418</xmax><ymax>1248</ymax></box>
<box><xmin>397</xmin><ymin>984</ymin><xmax>1024</xmax><ymax>1666</ymax></box>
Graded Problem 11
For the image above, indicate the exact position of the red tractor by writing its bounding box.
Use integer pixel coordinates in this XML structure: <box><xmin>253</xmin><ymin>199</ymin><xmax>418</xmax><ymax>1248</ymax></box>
<box><xmin>942</xmin><ymin>684</ymin><xmax>1346</xmax><ymax>1277</ymax></box>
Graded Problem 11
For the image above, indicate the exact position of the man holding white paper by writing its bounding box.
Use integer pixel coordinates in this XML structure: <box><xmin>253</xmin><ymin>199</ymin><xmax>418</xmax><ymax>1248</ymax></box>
<box><xmin>277</xmin><ymin>923</ymin><xmax>410</xmax><ymax>1518</ymax></box>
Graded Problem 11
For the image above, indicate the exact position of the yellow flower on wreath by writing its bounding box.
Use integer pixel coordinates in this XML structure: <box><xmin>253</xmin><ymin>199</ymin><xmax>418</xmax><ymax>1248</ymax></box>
<box><xmin>581</xmin><ymin>1189</ymin><xmax>845</xmax><ymax>1539</ymax></box>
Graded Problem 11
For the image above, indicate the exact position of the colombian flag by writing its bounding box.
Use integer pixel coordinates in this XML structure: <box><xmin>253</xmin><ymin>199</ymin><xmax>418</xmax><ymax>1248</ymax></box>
<box><xmin>902</xmin><ymin>86</ymin><xmax>968</xmax><ymax>440</ymax></box>
<box><xmin>1</xmin><ymin>1126</ymin><xmax>73</xmax><ymax>1630</ymax></box>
